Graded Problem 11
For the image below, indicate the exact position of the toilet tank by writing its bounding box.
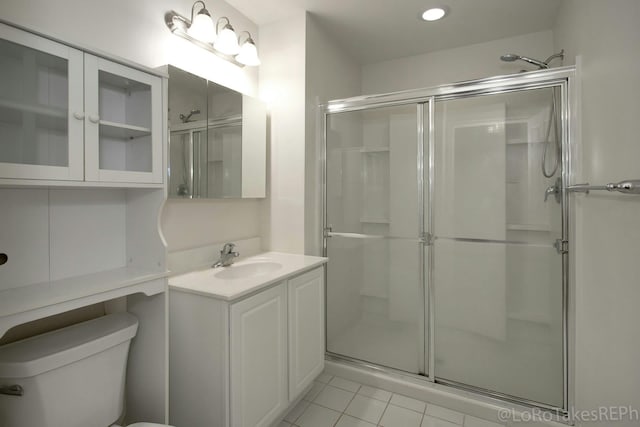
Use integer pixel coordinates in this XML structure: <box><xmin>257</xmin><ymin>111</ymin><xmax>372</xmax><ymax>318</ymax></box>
<box><xmin>0</xmin><ymin>312</ymin><xmax>139</xmax><ymax>427</ymax></box>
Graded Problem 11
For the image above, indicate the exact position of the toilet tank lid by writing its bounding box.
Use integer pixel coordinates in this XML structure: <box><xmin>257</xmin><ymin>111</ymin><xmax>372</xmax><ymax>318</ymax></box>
<box><xmin>0</xmin><ymin>313</ymin><xmax>138</xmax><ymax>379</ymax></box>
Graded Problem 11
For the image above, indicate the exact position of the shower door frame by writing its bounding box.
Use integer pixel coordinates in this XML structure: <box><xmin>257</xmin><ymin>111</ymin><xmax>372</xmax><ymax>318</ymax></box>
<box><xmin>321</xmin><ymin>66</ymin><xmax>576</xmax><ymax>417</ymax></box>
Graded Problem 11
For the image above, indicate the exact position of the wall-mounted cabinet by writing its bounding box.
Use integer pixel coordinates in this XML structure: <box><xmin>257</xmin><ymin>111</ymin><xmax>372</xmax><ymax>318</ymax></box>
<box><xmin>0</xmin><ymin>23</ymin><xmax>163</xmax><ymax>186</ymax></box>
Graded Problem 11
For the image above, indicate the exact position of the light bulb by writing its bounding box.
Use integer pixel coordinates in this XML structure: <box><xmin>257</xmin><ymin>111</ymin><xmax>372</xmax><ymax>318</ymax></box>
<box><xmin>188</xmin><ymin>9</ymin><xmax>215</xmax><ymax>43</ymax></box>
<box><xmin>236</xmin><ymin>39</ymin><xmax>260</xmax><ymax>66</ymax></box>
<box><xmin>422</xmin><ymin>7</ymin><xmax>446</xmax><ymax>21</ymax></box>
<box><xmin>214</xmin><ymin>24</ymin><xmax>240</xmax><ymax>55</ymax></box>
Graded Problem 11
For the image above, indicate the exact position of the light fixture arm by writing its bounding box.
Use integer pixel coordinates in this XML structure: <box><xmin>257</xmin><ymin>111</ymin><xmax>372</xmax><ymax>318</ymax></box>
<box><xmin>190</xmin><ymin>0</ymin><xmax>208</xmax><ymax>21</ymax></box>
<box><xmin>237</xmin><ymin>30</ymin><xmax>254</xmax><ymax>45</ymax></box>
<box><xmin>216</xmin><ymin>16</ymin><xmax>232</xmax><ymax>33</ymax></box>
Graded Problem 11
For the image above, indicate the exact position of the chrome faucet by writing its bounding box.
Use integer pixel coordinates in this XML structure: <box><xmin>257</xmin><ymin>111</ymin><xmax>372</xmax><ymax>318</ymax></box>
<box><xmin>212</xmin><ymin>243</ymin><xmax>239</xmax><ymax>268</ymax></box>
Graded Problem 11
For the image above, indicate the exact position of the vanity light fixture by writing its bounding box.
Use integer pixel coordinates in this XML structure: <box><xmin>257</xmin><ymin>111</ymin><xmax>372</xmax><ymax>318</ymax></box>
<box><xmin>165</xmin><ymin>1</ymin><xmax>260</xmax><ymax>67</ymax></box>
<box><xmin>236</xmin><ymin>31</ymin><xmax>261</xmax><ymax>66</ymax></box>
<box><xmin>421</xmin><ymin>7</ymin><xmax>447</xmax><ymax>21</ymax></box>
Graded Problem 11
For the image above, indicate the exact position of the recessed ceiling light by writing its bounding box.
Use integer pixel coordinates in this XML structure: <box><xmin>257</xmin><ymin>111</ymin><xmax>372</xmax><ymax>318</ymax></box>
<box><xmin>422</xmin><ymin>7</ymin><xmax>447</xmax><ymax>21</ymax></box>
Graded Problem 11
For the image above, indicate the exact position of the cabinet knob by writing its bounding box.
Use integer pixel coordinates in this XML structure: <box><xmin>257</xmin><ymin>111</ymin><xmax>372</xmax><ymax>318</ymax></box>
<box><xmin>73</xmin><ymin>112</ymin><xmax>85</xmax><ymax>120</ymax></box>
<box><xmin>88</xmin><ymin>115</ymin><xmax>100</xmax><ymax>124</ymax></box>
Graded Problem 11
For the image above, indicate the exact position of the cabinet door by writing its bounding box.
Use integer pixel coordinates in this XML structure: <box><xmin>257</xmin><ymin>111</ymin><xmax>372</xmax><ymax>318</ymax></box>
<box><xmin>230</xmin><ymin>283</ymin><xmax>288</xmax><ymax>427</ymax></box>
<box><xmin>84</xmin><ymin>54</ymin><xmax>163</xmax><ymax>183</ymax></box>
<box><xmin>288</xmin><ymin>267</ymin><xmax>325</xmax><ymax>399</ymax></box>
<box><xmin>0</xmin><ymin>24</ymin><xmax>83</xmax><ymax>181</ymax></box>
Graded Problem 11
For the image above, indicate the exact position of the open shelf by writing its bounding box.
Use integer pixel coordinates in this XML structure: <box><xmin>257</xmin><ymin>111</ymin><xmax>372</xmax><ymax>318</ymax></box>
<box><xmin>0</xmin><ymin>266</ymin><xmax>169</xmax><ymax>337</ymax></box>
<box><xmin>100</xmin><ymin>120</ymin><xmax>151</xmax><ymax>140</ymax></box>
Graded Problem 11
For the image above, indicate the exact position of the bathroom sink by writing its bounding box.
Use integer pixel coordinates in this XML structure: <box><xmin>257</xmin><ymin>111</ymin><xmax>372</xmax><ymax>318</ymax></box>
<box><xmin>214</xmin><ymin>261</ymin><xmax>283</xmax><ymax>280</ymax></box>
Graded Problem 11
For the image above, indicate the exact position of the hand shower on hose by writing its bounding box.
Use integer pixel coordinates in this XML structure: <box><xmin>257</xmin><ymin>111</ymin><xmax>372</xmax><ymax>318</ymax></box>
<box><xmin>500</xmin><ymin>50</ymin><xmax>565</xmax><ymax>196</ymax></box>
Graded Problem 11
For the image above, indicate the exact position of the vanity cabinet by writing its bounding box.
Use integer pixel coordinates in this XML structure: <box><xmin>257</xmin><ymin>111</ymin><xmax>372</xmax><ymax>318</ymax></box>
<box><xmin>288</xmin><ymin>268</ymin><xmax>325</xmax><ymax>398</ymax></box>
<box><xmin>230</xmin><ymin>284</ymin><xmax>288</xmax><ymax>427</ymax></box>
<box><xmin>169</xmin><ymin>265</ymin><xmax>325</xmax><ymax>427</ymax></box>
<box><xmin>0</xmin><ymin>23</ymin><xmax>163</xmax><ymax>185</ymax></box>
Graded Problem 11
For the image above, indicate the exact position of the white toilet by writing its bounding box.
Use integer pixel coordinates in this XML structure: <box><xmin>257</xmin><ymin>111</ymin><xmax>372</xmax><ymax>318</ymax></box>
<box><xmin>0</xmin><ymin>312</ymin><xmax>173</xmax><ymax>427</ymax></box>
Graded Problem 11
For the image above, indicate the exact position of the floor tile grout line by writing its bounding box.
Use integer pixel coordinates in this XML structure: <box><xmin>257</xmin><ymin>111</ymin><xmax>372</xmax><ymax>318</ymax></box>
<box><xmin>292</xmin><ymin>375</ymin><xmax>479</xmax><ymax>427</ymax></box>
<box><xmin>376</xmin><ymin>398</ymin><xmax>392</xmax><ymax>427</ymax></box>
<box><xmin>340</xmin><ymin>386</ymin><xmax>391</xmax><ymax>426</ymax></box>
<box><xmin>332</xmin><ymin>384</ymin><xmax>361</xmax><ymax>427</ymax></box>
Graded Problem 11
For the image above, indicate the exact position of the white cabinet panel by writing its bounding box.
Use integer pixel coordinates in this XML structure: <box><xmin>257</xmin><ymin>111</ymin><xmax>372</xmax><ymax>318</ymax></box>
<box><xmin>230</xmin><ymin>283</ymin><xmax>288</xmax><ymax>427</ymax></box>
<box><xmin>0</xmin><ymin>189</ymin><xmax>49</xmax><ymax>290</ymax></box>
<box><xmin>288</xmin><ymin>267</ymin><xmax>325</xmax><ymax>399</ymax></box>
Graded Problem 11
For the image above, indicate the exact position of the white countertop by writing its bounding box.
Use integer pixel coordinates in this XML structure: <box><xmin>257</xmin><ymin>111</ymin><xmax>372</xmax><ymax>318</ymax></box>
<box><xmin>168</xmin><ymin>252</ymin><xmax>328</xmax><ymax>301</ymax></box>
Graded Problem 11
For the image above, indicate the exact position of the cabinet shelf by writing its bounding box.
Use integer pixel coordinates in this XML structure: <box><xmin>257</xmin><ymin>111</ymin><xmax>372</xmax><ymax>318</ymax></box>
<box><xmin>0</xmin><ymin>98</ymin><xmax>66</xmax><ymax>119</ymax></box>
<box><xmin>360</xmin><ymin>217</ymin><xmax>390</xmax><ymax>224</ymax></box>
<box><xmin>0</xmin><ymin>266</ymin><xmax>169</xmax><ymax>337</ymax></box>
<box><xmin>360</xmin><ymin>147</ymin><xmax>390</xmax><ymax>153</ymax></box>
<box><xmin>0</xmin><ymin>99</ymin><xmax>67</xmax><ymax>131</ymax></box>
<box><xmin>506</xmin><ymin>223</ymin><xmax>551</xmax><ymax>232</ymax></box>
<box><xmin>506</xmin><ymin>139</ymin><xmax>547</xmax><ymax>145</ymax></box>
<box><xmin>99</xmin><ymin>120</ymin><xmax>151</xmax><ymax>140</ymax></box>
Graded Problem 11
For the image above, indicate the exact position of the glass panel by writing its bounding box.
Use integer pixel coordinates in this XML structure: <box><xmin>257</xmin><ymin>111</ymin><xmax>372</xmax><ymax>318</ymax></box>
<box><xmin>98</xmin><ymin>70</ymin><xmax>152</xmax><ymax>172</ymax></box>
<box><xmin>432</xmin><ymin>87</ymin><xmax>564</xmax><ymax>407</ymax></box>
<box><xmin>0</xmin><ymin>38</ymin><xmax>69</xmax><ymax>167</ymax></box>
<box><xmin>326</xmin><ymin>105</ymin><xmax>418</xmax><ymax>238</ymax></box>
<box><xmin>207</xmin><ymin>121</ymin><xmax>242</xmax><ymax>198</ymax></box>
<box><xmin>168</xmin><ymin>130</ymin><xmax>192</xmax><ymax>197</ymax></box>
<box><xmin>326</xmin><ymin>236</ymin><xmax>423</xmax><ymax>373</ymax></box>
<box><xmin>325</xmin><ymin>104</ymin><xmax>424</xmax><ymax>374</ymax></box>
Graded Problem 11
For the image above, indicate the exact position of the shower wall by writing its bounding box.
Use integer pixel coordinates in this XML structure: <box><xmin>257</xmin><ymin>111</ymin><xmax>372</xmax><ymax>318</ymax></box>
<box><xmin>362</xmin><ymin>30</ymin><xmax>554</xmax><ymax>94</ymax></box>
<box><xmin>554</xmin><ymin>1</ymin><xmax>640</xmax><ymax>425</ymax></box>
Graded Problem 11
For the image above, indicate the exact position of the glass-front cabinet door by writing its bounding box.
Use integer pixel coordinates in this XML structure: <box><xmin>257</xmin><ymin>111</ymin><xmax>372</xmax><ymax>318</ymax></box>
<box><xmin>0</xmin><ymin>24</ymin><xmax>84</xmax><ymax>181</ymax></box>
<box><xmin>84</xmin><ymin>55</ymin><xmax>163</xmax><ymax>183</ymax></box>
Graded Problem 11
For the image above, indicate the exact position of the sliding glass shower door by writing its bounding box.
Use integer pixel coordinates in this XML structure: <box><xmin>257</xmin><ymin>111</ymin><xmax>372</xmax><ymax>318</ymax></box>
<box><xmin>325</xmin><ymin>103</ymin><xmax>426</xmax><ymax>375</ymax></box>
<box><xmin>431</xmin><ymin>88</ymin><xmax>564</xmax><ymax>408</ymax></box>
<box><xmin>323</xmin><ymin>69</ymin><xmax>571</xmax><ymax>412</ymax></box>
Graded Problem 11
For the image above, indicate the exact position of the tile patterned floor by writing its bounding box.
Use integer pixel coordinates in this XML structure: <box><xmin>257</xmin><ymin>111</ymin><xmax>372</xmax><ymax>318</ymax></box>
<box><xmin>279</xmin><ymin>373</ymin><xmax>505</xmax><ymax>427</ymax></box>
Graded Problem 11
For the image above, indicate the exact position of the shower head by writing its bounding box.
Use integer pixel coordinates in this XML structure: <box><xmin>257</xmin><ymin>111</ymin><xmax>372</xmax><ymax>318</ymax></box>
<box><xmin>179</xmin><ymin>109</ymin><xmax>201</xmax><ymax>123</ymax></box>
<box><xmin>500</xmin><ymin>53</ymin><xmax>548</xmax><ymax>69</ymax></box>
<box><xmin>500</xmin><ymin>50</ymin><xmax>564</xmax><ymax>70</ymax></box>
<box><xmin>500</xmin><ymin>53</ymin><xmax>520</xmax><ymax>62</ymax></box>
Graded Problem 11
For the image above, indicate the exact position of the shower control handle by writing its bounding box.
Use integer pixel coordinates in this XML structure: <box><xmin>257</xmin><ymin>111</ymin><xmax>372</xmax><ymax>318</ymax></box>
<box><xmin>544</xmin><ymin>178</ymin><xmax>562</xmax><ymax>203</ymax></box>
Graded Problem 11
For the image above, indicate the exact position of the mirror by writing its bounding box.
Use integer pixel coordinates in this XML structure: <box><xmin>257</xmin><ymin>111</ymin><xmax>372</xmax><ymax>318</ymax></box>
<box><xmin>167</xmin><ymin>65</ymin><xmax>267</xmax><ymax>198</ymax></box>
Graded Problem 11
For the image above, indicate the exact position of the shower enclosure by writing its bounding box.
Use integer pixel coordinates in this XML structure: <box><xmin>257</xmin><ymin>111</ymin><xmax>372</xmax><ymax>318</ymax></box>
<box><xmin>322</xmin><ymin>67</ymin><xmax>574</xmax><ymax>413</ymax></box>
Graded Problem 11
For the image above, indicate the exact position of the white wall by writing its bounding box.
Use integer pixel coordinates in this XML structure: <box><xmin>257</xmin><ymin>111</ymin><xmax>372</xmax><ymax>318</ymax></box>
<box><xmin>362</xmin><ymin>30</ymin><xmax>554</xmax><ymax>94</ymax></box>
<box><xmin>0</xmin><ymin>0</ymin><xmax>265</xmax><ymax>253</ymax></box>
<box><xmin>304</xmin><ymin>13</ymin><xmax>362</xmax><ymax>255</ymax></box>
<box><xmin>554</xmin><ymin>1</ymin><xmax>640</xmax><ymax>425</ymax></box>
<box><xmin>258</xmin><ymin>11</ymin><xmax>307</xmax><ymax>253</ymax></box>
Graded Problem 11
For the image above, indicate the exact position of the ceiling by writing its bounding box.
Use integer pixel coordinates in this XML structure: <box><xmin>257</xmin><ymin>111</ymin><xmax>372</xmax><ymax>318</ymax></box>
<box><xmin>225</xmin><ymin>0</ymin><xmax>562</xmax><ymax>64</ymax></box>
